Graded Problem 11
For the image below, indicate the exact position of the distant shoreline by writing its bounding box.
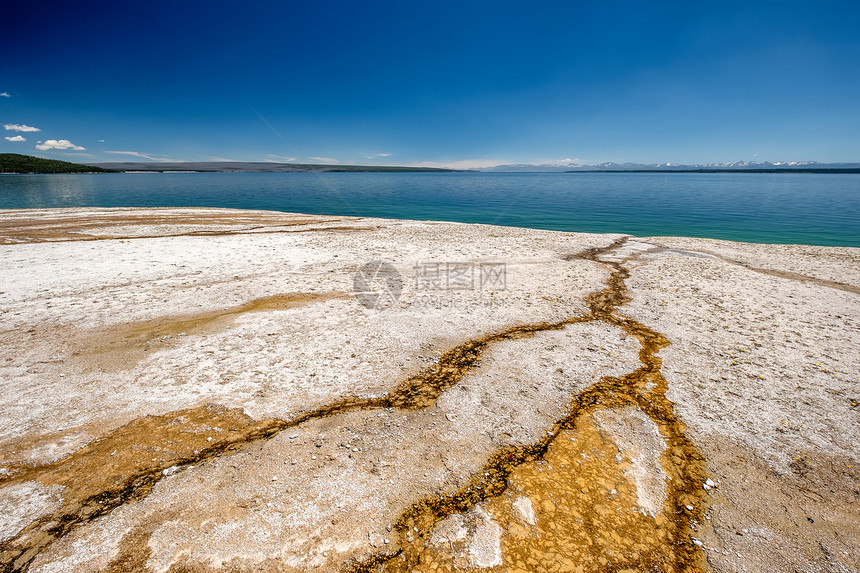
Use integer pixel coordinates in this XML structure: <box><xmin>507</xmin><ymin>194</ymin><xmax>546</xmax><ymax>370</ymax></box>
<box><xmin>4</xmin><ymin>153</ymin><xmax>859</xmax><ymax>175</ymax></box>
<box><xmin>86</xmin><ymin>161</ymin><xmax>458</xmax><ymax>174</ymax></box>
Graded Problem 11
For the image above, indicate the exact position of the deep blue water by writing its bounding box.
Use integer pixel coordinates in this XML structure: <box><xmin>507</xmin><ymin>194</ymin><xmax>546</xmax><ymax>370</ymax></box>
<box><xmin>0</xmin><ymin>172</ymin><xmax>858</xmax><ymax>246</ymax></box>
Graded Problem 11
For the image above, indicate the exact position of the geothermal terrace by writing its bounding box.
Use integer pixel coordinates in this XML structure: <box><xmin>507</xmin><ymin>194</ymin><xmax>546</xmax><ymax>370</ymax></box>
<box><xmin>0</xmin><ymin>208</ymin><xmax>857</xmax><ymax>572</ymax></box>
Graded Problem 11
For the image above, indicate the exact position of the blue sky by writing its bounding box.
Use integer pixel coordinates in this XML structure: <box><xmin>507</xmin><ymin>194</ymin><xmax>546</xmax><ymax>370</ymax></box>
<box><xmin>2</xmin><ymin>1</ymin><xmax>859</xmax><ymax>167</ymax></box>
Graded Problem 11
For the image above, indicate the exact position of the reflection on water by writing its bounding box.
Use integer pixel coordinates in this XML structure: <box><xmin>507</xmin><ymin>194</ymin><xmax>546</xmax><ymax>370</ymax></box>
<box><xmin>43</xmin><ymin>174</ymin><xmax>93</xmax><ymax>206</ymax></box>
<box><xmin>1</xmin><ymin>174</ymin><xmax>94</xmax><ymax>209</ymax></box>
<box><xmin>0</xmin><ymin>172</ymin><xmax>858</xmax><ymax>246</ymax></box>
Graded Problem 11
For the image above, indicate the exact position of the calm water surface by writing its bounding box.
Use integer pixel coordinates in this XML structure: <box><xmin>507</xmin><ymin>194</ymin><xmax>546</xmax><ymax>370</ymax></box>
<box><xmin>0</xmin><ymin>172</ymin><xmax>857</xmax><ymax>246</ymax></box>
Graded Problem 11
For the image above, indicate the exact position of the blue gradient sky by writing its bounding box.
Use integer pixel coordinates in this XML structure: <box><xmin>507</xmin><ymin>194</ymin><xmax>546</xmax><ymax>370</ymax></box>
<box><xmin>2</xmin><ymin>1</ymin><xmax>859</xmax><ymax>167</ymax></box>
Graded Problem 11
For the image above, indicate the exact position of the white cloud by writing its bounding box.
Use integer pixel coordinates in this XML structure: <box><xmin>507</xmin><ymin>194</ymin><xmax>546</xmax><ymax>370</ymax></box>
<box><xmin>4</xmin><ymin>123</ymin><xmax>41</xmax><ymax>132</ymax></box>
<box><xmin>105</xmin><ymin>150</ymin><xmax>179</xmax><ymax>162</ymax></box>
<box><xmin>366</xmin><ymin>152</ymin><xmax>392</xmax><ymax>159</ymax></box>
<box><xmin>310</xmin><ymin>156</ymin><xmax>340</xmax><ymax>164</ymax></box>
<box><xmin>0</xmin><ymin>92</ymin><xmax>10</xmax><ymax>98</ymax></box>
<box><xmin>35</xmin><ymin>139</ymin><xmax>86</xmax><ymax>151</ymax></box>
<box><xmin>4</xmin><ymin>135</ymin><xmax>26</xmax><ymax>142</ymax></box>
<box><xmin>409</xmin><ymin>159</ymin><xmax>507</xmax><ymax>170</ymax></box>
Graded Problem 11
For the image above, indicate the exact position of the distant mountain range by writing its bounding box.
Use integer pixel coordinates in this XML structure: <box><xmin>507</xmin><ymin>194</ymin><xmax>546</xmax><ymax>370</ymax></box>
<box><xmin>482</xmin><ymin>161</ymin><xmax>860</xmax><ymax>172</ymax></box>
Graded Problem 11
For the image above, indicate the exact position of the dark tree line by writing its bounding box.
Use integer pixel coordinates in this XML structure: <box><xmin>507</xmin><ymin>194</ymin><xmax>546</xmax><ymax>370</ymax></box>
<box><xmin>0</xmin><ymin>153</ymin><xmax>114</xmax><ymax>174</ymax></box>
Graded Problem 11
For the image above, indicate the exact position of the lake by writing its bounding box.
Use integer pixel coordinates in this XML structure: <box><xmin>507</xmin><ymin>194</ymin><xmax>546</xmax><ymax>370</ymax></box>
<box><xmin>0</xmin><ymin>171</ymin><xmax>858</xmax><ymax>246</ymax></box>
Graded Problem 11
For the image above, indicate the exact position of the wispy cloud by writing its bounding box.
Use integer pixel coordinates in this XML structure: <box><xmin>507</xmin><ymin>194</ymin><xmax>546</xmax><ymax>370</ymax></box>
<box><xmin>35</xmin><ymin>139</ymin><xmax>85</xmax><ymax>151</ymax></box>
<box><xmin>530</xmin><ymin>157</ymin><xmax>593</xmax><ymax>166</ymax></box>
<box><xmin>264</xmin><ymin>154</ymin><xmax>297</xmax><ymax>163</ymax></box>
<box><xmin>365</xmin><ymin>152</ymin><xmax>392</xmax><ymax>159</ymax></box>
<box><xmin>4</xmin><ymin>123</ymin><xmax>40</xmax><ymax>133</ymax></box>
<box><xmin>0</xmin><ymin>92</ymin><xmax>10</xmax><ymax>98</ymax></box>
<box><xmin>4</xmin><ymin>135</ymin><xmax>26</xmax><ymax>142</ymax></box>
<box><xmin>105</xmin><ymin>150</ymin><xmax>180</xmax><ymax>162</ymax></box>
<box><xmin>409</xmin><ymin>159</ymin><xmax>507</xmax><ymax>170</ymax></box>
<box><xmin>310</xmin><ymin>156</ymin><xmax>340</xmax><ymax>164</ymax></box>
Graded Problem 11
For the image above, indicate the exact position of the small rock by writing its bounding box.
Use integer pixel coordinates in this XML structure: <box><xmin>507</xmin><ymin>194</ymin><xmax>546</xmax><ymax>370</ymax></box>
<box><xmin>685</xmin><ymin>505</ymin><xmax>694</xmax><ymax>511</ymax></box>
<box><xmin>368</xmin><ymin>532</ymin><xmax>383</xmax><ymax>547</ymax></box>
<box><xmin>446</xmin><ymin>413</ymin><xmax>455</xmax><ymax>421</ymax></box>
<box><xmin>692</xmin><ymin>538</ymin><xmax>703</xmax><ymax>547</ymax></box>
<box><xmin>289</xmin><ymin>434</ymin><xmax>299</xmax><ymax>439</ymax></box>
<box><xmin>272</xmin><ymin>476</ymin><xmax>277</xmax><ymax>481</ymax></box>
<box><xmin>512</xmin><ymin>496</ymin><xmax>537</xmax><ymax>525</ymax></box>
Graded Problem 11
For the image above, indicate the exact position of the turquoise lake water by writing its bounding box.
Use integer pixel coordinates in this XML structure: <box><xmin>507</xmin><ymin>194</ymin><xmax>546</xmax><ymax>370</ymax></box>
<box><xmin>1</xmin><ymin>172</ymin><xmax>858</xmax><ymax>246</ymax></box>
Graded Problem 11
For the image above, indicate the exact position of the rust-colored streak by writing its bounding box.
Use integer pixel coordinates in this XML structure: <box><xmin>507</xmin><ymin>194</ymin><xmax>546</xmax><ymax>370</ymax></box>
<box><xmin>0</xmin><ymin>405</ymin><xmax>264</xmax><ymax>571</ymax></box>
<box><xmin>0</xmin><ymin>210</ymin><xmax>368</xmax><ymax>244</ymax></box>
<box><xmin>407</xmin><ymin>418</ymin><xmax>679</xmax><ymax>572</ymax></box>
<box><xmin>699</xmin><ymin>249</ymin><xmax>860</xmax><ymax>295</ymax></box>
<box><xmin>80</xmin><ymin>292</ymin><xmax>348</xmax><ymax>370</ymax></box>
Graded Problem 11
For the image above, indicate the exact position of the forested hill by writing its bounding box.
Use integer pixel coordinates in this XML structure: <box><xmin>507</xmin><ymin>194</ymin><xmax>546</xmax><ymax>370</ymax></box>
<box><xmin>0</xmin><ymin>154</ymin><xmax>114</xmax><ymax>174</ymax></box>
